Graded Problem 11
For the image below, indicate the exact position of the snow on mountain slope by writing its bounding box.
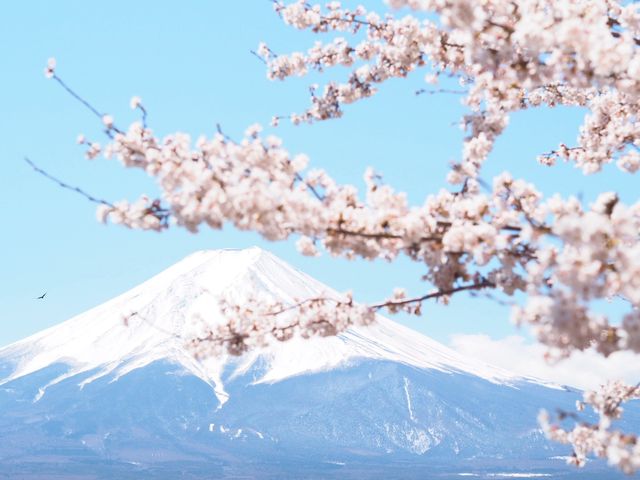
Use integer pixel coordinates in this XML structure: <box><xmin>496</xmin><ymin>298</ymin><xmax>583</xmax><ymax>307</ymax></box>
<box><xmin>5</xmin><ymin>248</ymin><xmax>636</xmax><ymax>478</ymax></box>
<box><xmin>0</xmin><ymin>247</ymin><xmax>556</xmax><ymax>405</ymax></box>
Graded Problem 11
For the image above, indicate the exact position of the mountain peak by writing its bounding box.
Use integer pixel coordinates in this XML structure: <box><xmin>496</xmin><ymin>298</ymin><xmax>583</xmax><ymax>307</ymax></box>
<box><xmin>0</xmin><ymin>248</ymin><xmax>557</xmax><ymax>406</ymax></box>
<box><xmin>181</xmin><ymin>246</ymin><xmax>268</xmax><ymax>264</ymax></box>
<box><xmin>145</xmin><ymin>246</ymin><xmax>272</xmax><ymax>286</ymax></box>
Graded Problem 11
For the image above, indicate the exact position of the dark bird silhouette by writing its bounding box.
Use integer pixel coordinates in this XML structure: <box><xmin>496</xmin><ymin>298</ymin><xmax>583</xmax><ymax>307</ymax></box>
<box><xmin>35</xmin><ymin>292</ymin><xmax>46</xmax><ymax>300</ymax></box>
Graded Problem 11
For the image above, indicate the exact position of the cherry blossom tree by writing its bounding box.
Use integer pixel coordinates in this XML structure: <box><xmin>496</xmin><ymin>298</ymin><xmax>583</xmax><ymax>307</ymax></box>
<box><xmin>34</xmin><ymin>0</ymin><xmax>640</xmax><ymax>473</ymax></box>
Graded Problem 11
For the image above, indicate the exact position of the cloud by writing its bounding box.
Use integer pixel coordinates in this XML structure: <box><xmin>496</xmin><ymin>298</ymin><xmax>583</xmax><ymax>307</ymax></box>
<box><xmin>449</xmin><ymin>334</ymin><xmax>640</xmax><ymax>391</ymax></box>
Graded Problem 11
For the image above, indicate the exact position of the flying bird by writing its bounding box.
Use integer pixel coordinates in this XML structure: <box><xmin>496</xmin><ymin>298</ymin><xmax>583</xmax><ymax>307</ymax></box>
<box><xmin>35</xmin><ymin>292</ymin><xmax>46</xmax><ymax>300</ymax></box>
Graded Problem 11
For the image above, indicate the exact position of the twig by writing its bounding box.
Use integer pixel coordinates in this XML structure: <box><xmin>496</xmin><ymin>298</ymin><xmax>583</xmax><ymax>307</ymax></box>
<box><xmin>326</xmin><ymin>220</ymin><xmax>521</xmax><ymax>242</ymax></box>
<box><xmin>262</xmin><ymin>278</ymin><xmax>496</xmax><ymax>317</ymax></box>
<box><xmin>24</xmin><ymin>157</ymin><xmax>114</xmax><ymax>207</ymax></box>
<box><xmin>139</xmin><ymin>105</ymin><xmax>148</xmax><ymax>129</ymax></box>
<box><xmin>123</xmin><ymin>311</ymin><xmax>181</xmax><ymax>339</ymax></box>
<box><xmin>416</xmin><ymin>88</ymin><xmax>467</xmax><ymax>96</ymax></box>
<box><xmin>250</xmin><ymin>50</ymin><xmax>268</xmax><ymax>64</ymax></box>
<box><xmin>370</xmin><ymin>278</ymin><xmax>496</xmax><ymax>309</ymax></box>
<box><xmin>52</xmin><ymin>75</ymin><xmax>103</xmax><ymax>120</ymax></box>
<box><xmin>295</xmin><ymin>172</ymin><xmax>325</xmax><ymax>201</ymax></box>
<box><xmin>51</xmin><ymin>74</ymin><xmax>123</xmax><ymax>135</ymax></box>
<box><xmin>327</xmin><ymin>227</ymin><xmax>441</xmax><ymax>242</ymax></box>
<box><xmin>216</xmin><ymin>123</ymin><xmax>234</xmax><ymax>142</ymax></box>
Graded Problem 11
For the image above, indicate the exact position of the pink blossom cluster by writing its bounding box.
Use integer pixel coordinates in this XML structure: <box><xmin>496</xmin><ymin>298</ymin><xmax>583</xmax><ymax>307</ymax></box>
<box><xmin>512</xmin><ymin>190</ymin><xmax>640</xmax><ymax>358</ymax></box>
<box><xmin>186</xmin><ymin>292</ymin><xmax>375</xmax><ymax>358</ymax></box>
<box><xmin>263</xmin><ymin>0</ymin><xmax>640</xmax><ymax>180</ymax></box>
<box><xmin>539</xmin><ymin>381</ymin><xmax>640</xmax><ymax>473</ymax></box>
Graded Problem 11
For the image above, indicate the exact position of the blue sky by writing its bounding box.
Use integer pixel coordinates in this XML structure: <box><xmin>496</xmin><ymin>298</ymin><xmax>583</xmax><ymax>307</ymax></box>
<box><xmin>1</xmin><ymin>1</ymin><xmax>636</xmax><ymax>349</ymax></box>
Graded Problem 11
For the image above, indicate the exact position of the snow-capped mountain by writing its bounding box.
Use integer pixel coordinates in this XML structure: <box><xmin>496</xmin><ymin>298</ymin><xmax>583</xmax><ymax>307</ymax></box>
<box><xmin>0</xmin><ymin>248</ymin><xmax>631</xmax><ymax>478</ymax></box>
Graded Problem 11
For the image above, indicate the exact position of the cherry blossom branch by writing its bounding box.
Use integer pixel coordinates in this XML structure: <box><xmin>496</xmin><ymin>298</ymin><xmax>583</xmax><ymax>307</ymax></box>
<box><xmin>272</xmin><ymin>0</ymin><xmax>383</xmax><ymax>32</ymax></box>
<box><xmin>326</xmin><ymin>221</ymin><xmax>523</xmax><ymax>242</ymax></box>
<box><xmin>186</xmin><ymin>293</ymin><xmax>376</xmax><ymax>357</ymax></box>
<box><xmin>371</xmin><ymin>278</ymin><xmax>495</xmax><ymax>310</ymax></box>
<box><xmin>325</xmin><ymin>227</ymin><xmax>440</xmax><ymax>242</ymax></box>
<box><xmin>41</xmin><ymin>60</ymin><xmax>640</xmax><ymax>367</ymax></box>
<box><xmin>248</xmin><ymin>278</ymin><xmax>496</xmax><ymax>328</ymax></box>
<box><xmin>184</xmin><ymin>276</ymin><xmax>497</xmax><ymax>359</ymax></box>
<box><xmin>45</xmin><ymin>58</ymin><xmax>132</xmax><ymax>139</ymax></box>
<box><xmin>25</xmin><ymin>155</ymin><xmax>170</xmax><ymax>230</ymax></box>
<box><xmin>539</xmin><ymin>381</ymin><xmax>640</xmax><ymax>473</ymax></box>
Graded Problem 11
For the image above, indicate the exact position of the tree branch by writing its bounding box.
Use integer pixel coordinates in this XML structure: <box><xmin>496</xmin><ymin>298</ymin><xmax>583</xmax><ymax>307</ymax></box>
<box><xmin>370</xmin><ymin>278</ymin><xmax>496</xmax><ymax>309</ymax></box>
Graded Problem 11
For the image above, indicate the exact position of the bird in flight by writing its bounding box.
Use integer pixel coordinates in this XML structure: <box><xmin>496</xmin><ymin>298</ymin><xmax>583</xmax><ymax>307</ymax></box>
<box><xmin>35</xmin><ymin>292</ymin><xmax>47</xmax><ymax>300</ymax></box>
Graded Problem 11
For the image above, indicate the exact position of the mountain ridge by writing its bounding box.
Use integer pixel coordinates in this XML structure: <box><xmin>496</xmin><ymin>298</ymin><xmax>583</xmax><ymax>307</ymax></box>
<box><xmin>0</xmin><ymin>247</ymin><xmax>559</xmax><ymax>405</ymax></box>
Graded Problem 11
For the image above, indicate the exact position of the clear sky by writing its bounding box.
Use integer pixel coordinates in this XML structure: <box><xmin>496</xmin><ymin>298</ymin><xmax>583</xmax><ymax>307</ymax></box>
<box><xmin>1</xmin><ymin>1</ymin><xmax>637</xmax><ymax>357</ymax></box>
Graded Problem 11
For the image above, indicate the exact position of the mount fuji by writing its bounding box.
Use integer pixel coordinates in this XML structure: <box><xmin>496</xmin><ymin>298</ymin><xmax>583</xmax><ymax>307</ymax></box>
<box><xmin>0</xmin><ymin>248</ymin><xmax>634</xmax><ymax>479</ymax></box>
